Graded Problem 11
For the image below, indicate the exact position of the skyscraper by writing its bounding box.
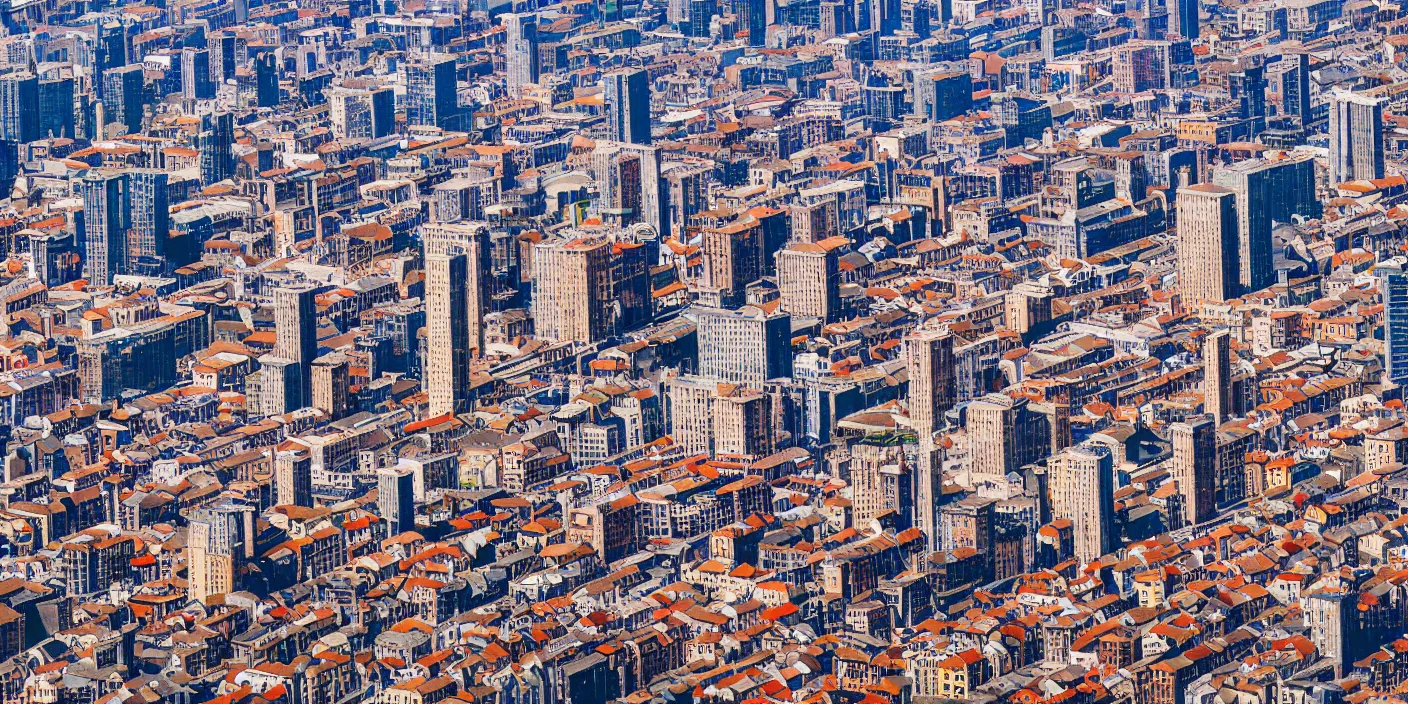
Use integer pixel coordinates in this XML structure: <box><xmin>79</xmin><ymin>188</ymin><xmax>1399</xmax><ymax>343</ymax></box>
<box><xmin>311</xmin><ymin>353</ymin><xmax>350</xmax><ymax>421</ymax></box>
<box><xmin>532</xmin><ymin>235</ymin><xmax>650</xmax><ymax>345</ymax></box>
<box><xmin>199</xmin><ymin>112</ymin><xmax>236</xmax><ymax>185</ymax></box>
<box><xmin>905</xmin><ymin>327</ymin><xmax>955</xmax><ymax>440</ymax></box>
<box><xmin>907</xmin><ymin>326</ymin><xmax>954</xmax><ymax>552</ymax></box>
<box><xmin>1381</xmin><ymin>258</ymin><xmax>1408</xmax><ymax>386</ymax></box>
<box><xmin>274</xmin><ymin>285</ymin><xmax>319</xmax><ymax>410</ymax></box>
<box><xmin>255</xmin><ymin>52</ymin><xmax>279</xmax><ymax>108</ymax></box>
<box><xmin>274</xmin><ymin>447</ymin><xmax>313</xmax><ymax>507</ymax></box>
<box><xmin>1175</xmin><ymin>183</ymin><xmax>1240</xmax><ymax>304</ymax></box>
<box><xmin>1170</xmin><ymin>415</ymin><xmax>1217</xmax><ymax>527</ymax></box>
<box><xmin>425</xmin><ymin>252</ymin><xmax>472</xmax><ymax>417</ymax></box>
<box><xmin>965</xmin><ymin>394</ymin><xmax>1050</xmax><ymax>485</ymax></box>
<box><xmin>0</xmin><ymin>72</ymin><xmax>37</xmax><ymax>144</ymax></box>
<box><xmin>1204</xmin><ymin>330</ymin><xmax>1232</xmax><ymax>426</ymax></box>
<box><xmin>187</xmin><ymin>502</ymin><xmax>255</xmax><ymax>604</ymax></box>
<box><xmin>746</xmin><ymin>0</ymin><xmax>767</xmax><ymax>45</ymax></box>
<box><xmin>604</xmin><ymin>69</ymin><xmax>652</xmax><ymax>145</ymax></box>
<box><xmin>1212</xmin><ymin>155</ymin><xmax>1320</xmax><ymax>295</ymax></box>
<box><xmin>102</xmin><ymin>65</ymin><xmax>145</xmax><ymax>137</ymax></box>
<box><xmin>504</xmin><ymin>13</ymin><xmax>540</xmax><ymax>93</ymax></box>
<box><xmin>81</xmin><ymin>171</ymin><xmax>130</xmax><ymax>286</ymax></box>
<box><xmin>1330</xmin><ymin>89</ymin><xmax>1386</xmax><ymax>185</ymax></box>
<box><xmin>181</xmin><ymin>48</ymin><xmax>213</xmax><ymax>100</ymax></box>
<box><xmin>1048</xmin><ymin>443</ymin><xmax>1115</xmax><ymax>566</ymax></box>
<box><xmin>378</xmin><ymin>467</ymin><xmax>416</xmax><ymax>536</ymax></box>
<box><xmin>405</xmin><ymin>54</ymin><xmax>459</xmax><ymax>130</ymax></box>
<box><xmin>1280</xmin><ymin>52</ymin><xmax>1312</xmax><ymax>122</ymax></box>
<box><xmin>128</xmin><ymin>170</ymin><xmax>169</xmax><ymax>273</ymax></box>
<box><xmin>695</xmin><ymin>305</ymin><xmax>793</xmax><ymax>384</ymax></box>
<box><xmin>38</xmin><ymin>77</ymin><xmax>74</xmax><ymax>139</ymax></box>
<box><xmin>1168</xmin><ymin>0</ymin><xmax>1198</xmax><ymax>39</ymax></box>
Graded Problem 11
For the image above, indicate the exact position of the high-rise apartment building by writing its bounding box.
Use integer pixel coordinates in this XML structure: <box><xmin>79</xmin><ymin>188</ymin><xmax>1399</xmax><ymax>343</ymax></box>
<box><xmin>311</xmin><ymin>353</ymin><xmax>350</xmax><ymax>420</ymax></box>
<box><xmin>1211</xmin><ymin>155</ymin><xmax>1319</xmax><ymax>295</ymax></box>
<box><xmin>405</xmin><ymin>54</ymin><xmax>459</xmax><ymax>130</ymax></box>
<box><xmin>425</xmin><ymin>252</ymin><xmax>472</xmax><ymax>417</ymax></box>
<box><xmin>604</xmin><ymin>69</ymin><xmax>652</xmax><ymax>145</ymax></box>
<box><xmin>102</xmin><ymin>65</ymin><xmax>145</xmax><ymax>137</ymax></box>
<box><xmin>1048</xmin><ymin>443</ymin><xmax>1115</xmax><ymax>566</ymax></box>
<box><xmin>1329</xmin><ymin>89</ymin><xmax>1386</xmax><ymax>185</ymax></box>
<box><xmin>187</xmin><ymin>502</ymin><xmax>255</xmax><ymax>604</ymax></box>
<box><xmin>274</xmin><ymin>447</ymin><xmax>313</xmax><ymax>508</ymax></box>
<box><xmin>776</xmin><ymin>238</ymin><xmax>843</xmax><ymax>322</ymax></box>
<box><xmin>695</xmin><ymin>305</ymin><xmax>793</xmax><ymax>384</ymax></box>
<box><xmin>181</xmin><ymin>48</ymin><xmax>213</xmax><ymax>100</ymax></box>
<box><xmin>504</xmin><ymin>13</ymin><xmax>540</xmax><ymax>92</ymax></box>
<box><xmin>1204</xmin><ymin>330</ymin><xmax>1232</xmax><ymax>425</ymax></box>
<box><xmin>377</xmin><ymin>467</ymin><xmax>416</xmax><ymax>535</ymax></box>
<box><xmin>128</xmin><ymin>169</ymin><xmax>169</xmax><ymax>273</ymax></box>
<box><xmin>531</xmin><ymin>235</ymin><xmax>649</xmax><ymax>345</ymax></box>
<box><xmin>82</xmin><ymin>171</ymin><xmax>130</xmax><ymax>286</ymax></box>
<box><xmin>1175</xmin><ymin>183</ymin><xmax>1240</xmax><ymax>303</ymax></box>
<box><xmin>905</xmin><ymin>327</ymin><xmax>955</xmax><ymax>440</ymax></box>
<box><xmin>1382</xmin><ymin>258</ymin><xmax>1408</xmax><ymax>386</ymax></box>
<box><xmin>965</xmin><ymin>394</ymin><xmax>1050</xmax><ymax>484</ymax></box>
<box><xmin>1170</xmin><ymin>415</ymin><xmax>1218</xmax><ymax>527</ymax></box>
<box><xmin>849</xmin><ymin>439</ymin><xmax>912</xmax><ymax>531</ymax></box>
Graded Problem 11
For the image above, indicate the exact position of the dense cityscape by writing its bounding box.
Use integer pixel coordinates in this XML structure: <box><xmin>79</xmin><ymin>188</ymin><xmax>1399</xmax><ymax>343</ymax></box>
<box><xmin>0</xmin><ymin>0</ymin><xmax>1397</xmax><ymax>702</ymax></box>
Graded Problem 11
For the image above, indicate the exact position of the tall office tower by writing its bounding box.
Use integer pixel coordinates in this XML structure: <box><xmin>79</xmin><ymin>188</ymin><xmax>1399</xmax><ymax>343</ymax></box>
<box><xmin>695</xmin><ymin>305</ymin><xmax>793</xmax><ymax>383</ymax></box>
<box><xmin>1170</xmin><ymin>415</ymin><xmax>1218</xmax><ymax>526</ymax></box>
<box><xmin>532</xmin><ymin>236</ymin><xmax>650</xmax><ymax>345</ymax></box>
<box><xmin>907</xmin><ymin>326</ymin><xmax>954</xmax><ymax>552</ymax></box>
<box><xmin>604</xmin><ymin>69</ymin><xmax>652</xmax><ymax>145</ymax></box>
<box><xmin>199</xmin><ymin>112</ymin><xmax>235</xmax><ymax>185</ymax></box>
<box><xmin>274</xmin><ymin>285</ymin><xmax>318</xmax><ymax>409</ymax></box>
<box><xmin>425</xmin><ymin>252</ymin><xmax>472</xmax><ymax>417</ymax></box>
<box><xmin>187</xmin><ymin>502</ymin><xmax>255</xmax><ymax>604</ymax></box>
<box><xmin>965</xmin><ymin>394</ymin><xmax>1050</xmax><ymax>485</ymax></box>
<box><xmin>776</xmin><ymin>240</ymin><xmax>842</xmax><ymax>322</ymax></box>
<box><xmin>377</xmin><ymin>467</ymin><xmax>416</xmax><ymax>535</ymax></box>
<box><xmin>81</xmin><ymin>171</ymin><xmax>130</xmax><ymax>286</ymax></box>
<box><xmin>1204</xmin><ymin>330</ymin><xmax>1232</xmax><ymax>425</ymax></box>
<box><xmin>746</xmin><ymin>0</ymin><xmax>767</xmax><ymax>44</ymax></box>
<box><xmin>593</xmin><ymin>141</ymin><xmax>666</xmax><ymax>237</ymax></box>
<box><xmin>311</xmin><ymin>353</ymin><xmax>350</xmax><ymax>420</ymax></box>
<box><xmin>1382</xmin><ymin>258</ymin><xmax>1408</xmax><ymax>386</ymax></box>
<box><xmin>254</xmin><ymin>53</ymin><xmax>279</xmax><ymax>108</ymax></box>
<box><xmin>1175</xmin><ymin>183</ymin><xmax>1240</xmax><ymax>303</ymax></box>
<box><xmin>1168</xmin><ymin>0</ymin><xmax>1197</xmax><ymax>38</ymax></box>
<box><xmin>849</xmin><ymin>440</ymin><xmax>912</xmax><ymax>530</ymax></box>
<box><xmin>1048</xmin><ymin>443</ymin><xmax>1115</xmax><ymax>566</ymax></box>
<box><xmin>38</xmin><ymin>77</ymin><xmax>74</xmax><ymax>139</ymax></box>
<box><xmin>913</xmin><ymin>69</ymin><xmax>972</xmax><ymax>122</ymax></box>
<box><xmin>213</xmin><ymin>33</ymin><xmax>236</xmax><ymax>81</ymax></box>
<box><xmin>503</xmin><ymin>13</ymin><xmax>539</xmax><ymax>92</ymax></box>
<box><xmin>1112</xmin><ymin>41</ymin><xmax>1172</xmax><ymax>93</ymax></box>
<box><xmin>181</xmin><ymin>48</ymin><xmax>213</xmax><ymax>100</ymax></box>
<box><xmin>368</xmin><ymin>87</ymin><xmax>395</xmax><ymax>138</ymax></box>
<box><xmin>102</xmin><ymin>65</ymin><xmax>145</xmax><ymax>137</ymax></box>
<box><xmin>1280</xmin><ymin>53</ymin><xmax>1312</xmax><ymax>123</ymax></box>
<box><xmin>1212</xmin><ymin>156</ymin><xmax>1320</xmax><ymax>294</ymax></box>
<box><xmin>1229</xmin><ymin>64</ymin><xmax>1266</xmax><ymax>124</ymax></box>
<box><xmin>715</xmin><ymin>386</ymin><xmax>775</xmax><ymax>456</ymax></box>
<box><xmin>1330</xmin><ymin>90</ymin><xmax>1386</xmax><ymax>185</ymax></box>
<box><xmin>405</xmin><ymin>54</ymin><xmax>459</xmax><ymax>130</ymax></box>
<box><xmin>905</xmin><ymin>327</ymin><xmax>955</xmax><ymax>440</ymax></box>
<box><xmin>274</xmin><ymin>447</ymin><xmax>313</xmax><ymax>507</ymax></box>
<box><xmin>99</xmin><ymin>22</ymin><xmax>127</xmax><ymax>74</ymax></box>
<box><xmin>127</xmin><ymin>170</ymin><xmax>169</xmax><ymax>272</ymax></box>
<box><xmin>422</xmin><ymin>222</ymin><xmax>491</xmax><ymax>354</ymax></box>
<box><xmin>0</xmin><ymin>72</ymin><xmax>37</xmax><ymax>144</ymax></box>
